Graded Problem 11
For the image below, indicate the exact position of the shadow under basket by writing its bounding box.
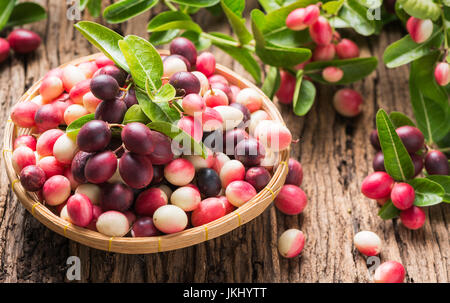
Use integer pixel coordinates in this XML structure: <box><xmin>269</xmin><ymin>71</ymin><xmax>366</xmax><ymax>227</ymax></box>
<box><xmin>2</xmin><ymin>52</ymin><xmax>289</xmax><ymax>254</ymax></box>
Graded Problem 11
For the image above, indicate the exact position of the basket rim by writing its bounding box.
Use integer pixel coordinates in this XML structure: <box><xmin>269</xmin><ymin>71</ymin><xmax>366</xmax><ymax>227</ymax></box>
<box><xmin>3</xmin><ymin>52</ymin><xmax>289</xmax><ymax>254</ymax></box>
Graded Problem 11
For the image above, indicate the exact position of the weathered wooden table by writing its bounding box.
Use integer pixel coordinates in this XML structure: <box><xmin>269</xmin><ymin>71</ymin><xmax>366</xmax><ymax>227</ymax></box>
<box><xmin>0</xmin><ymin>1</ymin><xmax>448</xmax><ymax>283</ymax></box>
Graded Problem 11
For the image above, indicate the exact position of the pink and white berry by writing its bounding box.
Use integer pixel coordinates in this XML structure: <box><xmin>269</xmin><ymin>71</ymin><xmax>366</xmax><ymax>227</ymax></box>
<box><xmin>254</xmin><ymin>120</ymin><xmax>292</xmax><ymax>151</ymax></box>
<box><xmin>37</xmin><ymin>156</ymin><xmax>64</xmax><ymax>178</ymax></box>
<box><xmin>220</xmin><ymin>159</ymin><xmax>245</xmax><ymax>188</ymax></box>
<box><xmin>201</xmin><ymin>107</ymin><xmax>223</xmax><ymax>132</ymax></box>
<box><xmin>69</xmin><ymin>79</ymin><xmax>91</xmax><ymax>105</ymax></box>
<box><xmin>153</xmin><ymin>205</ymin><xmax>188</xmax><ymax>234</ymax></box>
<box><xmin>322</xmin><ymin>66</ymin><xmax>344</xmax><ymax>83</ymax></box>
<box><xmin>78</xmin><ymin>61</ymin><xmax>98</xmax><ymax>78</ymax></box>
<box><xmin>275</xmin><ymin>185</ymin><xmax>308</xmax><ymax>215</ymax></box>
<box><xmin>373</xmin><ymin>261</ymin><xmax>405</xmax><ymax>283</ymax></box>
<box><xmin>203</xmin><ymin>88</ymin><xmax>229</xmax><ymax>108</ymax></box>
<box><xmin>75</xmin><ymin>183</ymin><xmax>102</xmax><ymax>205</ymax></box>
<box><xmin>11</xmin><ymin>101</ymin><xmax>40</xmax><ymax>128</ymax></box>
<box><xmin>236</xmin><ymin>88</ymin><xmax>263</xmax><ymax>113</ymax></box>
<box><xmin>64</xmin><ymin>166</ymin><xmax>80</xmax><ymax>190</ymax></box>
<box><xmin>333</xmin><ymin>88</ymin><xmax>363</xmax><ymax>117</ymax></box>
<box><xmin>61</xmin><ymin>65</ymin><xmax>86</xmax><ymax>92</ymax></box>
<box><xmin>42</xmin><ymin>175</ymin><xmax>71</xmax><ymax>206</ymax></box>
<box><xmin>12</xmin><ymin>146</ymin><xmax>36</xmax><ymax>173</ymax></box>
<box><xmin>406</xmin><ymin>17</ymin><xmax>433</xmax><ymax>44</ymax></box>
<box><xmin>164</xmin><ymin>158</ymin><xmax>195</xmax><ymax>186</ymax></box>
<box><xmin>182</xmin><ymin>93</ymin><xmax>206</xmax><ymax>116</ymax></box>
<box><xmin>192</xmin><ymin>71</ymin><xmax>209</xmax><ymax>96</ymax></box>
<box><xmin>53</xmin><ymin>134</ymin><xmax>79</xmax><ymax>164</ymax></box>
<box><xmin>212</xmin><ymin>152</ymin><xmax>230</xmax><ymax>174</ymax></box>
<box><xmin>214</xmin><ymin>105</ymin><xmax>244</xmax><ymax>130</ymax></box>
<box><xmin>40</xmin><ymin>76</ymin><xmax>64</xmax><ymax>102</ymax></box>
<box><xmin>158</xmin><ymin>184</ymin><xmax>173</xmax><ymax>200</ymax></box>
<box><xmin>60</xmin><ymin>204</ymin><xmax>71</xmax><ymax>223</ymax></box>
<box><xmin>64</xmin><ymin>104</ymin><xmax>89</xmax><ymax>125</ymax></box>
<box><xmin>353</xmin><ymin>231</ymin><xmax>382</xmax><ymax>256</ymax></box>
<box><xmin>196</xmin><ymin>52</ymin><xmax>216</xmax><ymax>77</ymax></box>
<box><xmin>36</xmin><ymin>129</ymin><xmax>64</xmax><ymax>157</ymax></box>
<box><xmin>225</xmin><ymin>180</ymin><xmax>257</xmax><ymax>207</ymax></box>
<box><xmin>135</xmin><ymin>187</ymin><xmax>168</xmax><ymax>216</ymax></box>
<box><xmin>434</xmin><ymin>62</ymin><xmax>450</xmax><ymax>86</ymax></box>
<box><xmin>66</xmin><ymin>193</ymin><xmax>93</xmax><ymax>227</ymax></box>
<box><xmin>184</xmin><ymin>149</ymin><xmax>214</xmax><ymax>171</ymax></box>
<box><xmin>163</xmin><ymin>55</ymin><xmax>187</xmax><ymax>78</ymax></box>
<box><xmin>278</xmin><ymin>229</ymin><xmax>306</xmax><ymax>258</ymax></box>
<box><xmin>191</xmin><ymin>197</ymin><xmax>226</xmax><ymax>227</ymax></box>
<box><xmin>14</xmin><ymin>135</ymin><xmax>37</xmax><ymax>151</ymax></box>
<box><xmin>83</xmin><ymin>92</ymin><xmax>102</xmax><ymax>113</ymax></box>
<box><xmin>249</xmin><ymin>110</ymin><xmax>270</xmax><ymax>136</ymax></box>
<box><xmin>96</xmin><ymin>211</ymin><xmax>130</xmax><ymax>237</ymax></box>
<box><xmin>170</xmin><ymin>186</ymin><xmax>202</xmax><ymax>211</ymax></box>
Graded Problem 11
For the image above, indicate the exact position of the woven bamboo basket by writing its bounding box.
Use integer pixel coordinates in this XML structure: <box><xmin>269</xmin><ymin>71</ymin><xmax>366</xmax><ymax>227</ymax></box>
<box><xmin>2</xmin><ymin>52</ymin><xmax>289</xmax><ymax>254</ymax></box>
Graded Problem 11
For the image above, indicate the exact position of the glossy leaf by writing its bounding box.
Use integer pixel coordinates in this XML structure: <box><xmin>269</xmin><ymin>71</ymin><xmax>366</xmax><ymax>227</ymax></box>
<box><xmin>74</xmin><ymin>21</ymin><xmax>129</xmax><ymax>72</ymax></box>
<box><xmin>79</xmin><ymin>0</ymin><xmax>89</xmax><ymax>10</ymax></box>
<box><xmin>123</xmin><ymin>104</ymin><xmax>150</xmax><ymax>124</ymax></box>
<box><xmin>221</xmin><ymin>0</ymin><xmax>252</xmax><ymax>45</ymax></box>
<box><xmin>150</xmin><ymin>30</ymin><xmax>180</xmax><ymax>45</ymax></box>
<box><xmin>209</xmin><ymin>33</ymin><xmax>261</xmax><ymax>84</ymax></box>
<box><xmin>147</xmin><ymin>121</ymin><xmax>208</xmax><ymax>158</ymax></box>
<box><xmin>136</xmin><ymin>89</ymin><xmax>177</xmax><ymax>123</ymax></box>
<box><xmin>258</xmin><ymin>0</ymin><xmax>281</xmax><ymax>12</ymax></box>
<box><xmin>322</xmin><ymin>0</ymin><xmax>344</xmax><ymax>15</ymax></box>
<box><xmin>145</xmin><ymin>80</ymin><xmax>180</xmax><ymax>123</ymax></box>
<box><xmin>427</xmin><ymin>175</ymin><xmax>450</xmax><ymax>203</ymax></box>
<box><xmin>398</xmin><ymin>0</ymin><xmax>440</xmax><ymax>21</ymax></box>
<box><xmin>5</xmin><ymin>2</ymin><xmax>47</xmax><ymax>28</ymax></box>
<box><xmin>153</xmin><ymin>83</ymin><xmax>177</xmax><ymax>103</ymax></box>
<box><xmin>104</xmin><ymin>0</ymin><xmax>158</xmax><ymax>24</ymax></box>
<box><xmin>118</xmin><ymin>35</ymin><xmax>163</xmax><ymax>90</ymax></box>
<box><xmin>408</xmin><ymin>178</ymin><xmax>444</xmax><ymax>207</ymax></box>
<box><xmin>147</xmin><ymin>11</ymin><xmax>202</xmax><ymax>33</ymax></box>
<box><xmin>378</xmin><ymin>201</ymin><xmax>400</xmax><ymax>220</ymax></box>
<box><xmin>338</xmin><ymin>0</ymin><xmax>376</xmax><ymax>36</ymax></box>
<box><xmin>383</xmin><ymin>29</ymin><xmax>443</xmax><ymax>68</ymax></box>
<box><xmin>261</xmin><ymin>66</ymin><xmax>280</xmax><ymax>99</ymax></box>
<box><xmin>170</xmin><ymin>0</ymin><xmax>220</xmax><ymax>7</ymax></box>
<box><xmin>293</xmin><ymin>76</ymin><xmax>316</xmax><ymax>116</ymax></box>
<box><xmin>66</xmin><ymin>114</ymin><xmax>95</xmax><ymax>139</ymax></box>
<box><xmin>87</xmin><ymin>0</ymin><xmax>102</xmax><ymax>17</ymax></box>
<box><xmin>376</xmin><ymin>109</ymin><xmax>415</xmax><ymax>181</ymax></box>
<box><xmin>0</xmin><ymin>0</ymin><xmax>16</xmax><ymax>31</ymax></box>
<box><xmin>389</xmin><ymin>112</ymin><xmax>416</xmax><ymax>128</ymax></box>
<box><xmin>265</xmin><ymin>28</ymin><xmax>311</xmax><ymax>48</ymax></box>
<box><xmin>304</xmin><ymin>57</ymin><xmax>378</xmax><ymax>85</ymax></box>
<box><xmin>358</xmin><ymin>0</ymin><xmax>382</xmax><ymax>9</ymax></box>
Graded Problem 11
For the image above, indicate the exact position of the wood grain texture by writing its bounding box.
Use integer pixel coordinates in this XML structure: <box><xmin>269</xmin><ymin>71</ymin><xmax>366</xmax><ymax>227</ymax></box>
<box><xmin>0</xmin><ymin>0</ymin><xmax>448</xmax><ymax>283</ymax></box>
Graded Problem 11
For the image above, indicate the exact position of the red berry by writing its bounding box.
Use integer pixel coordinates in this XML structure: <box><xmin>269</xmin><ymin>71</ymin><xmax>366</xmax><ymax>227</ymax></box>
<box><xmin>312</xmin><ymin>44</ymin><xmax>335</xmax><ymax>61</ymax></box>
<box><xmin>406</xmin><ymin>17</ymin><xmax>432</xmax><ymax>44</ymax></box>
<box><xmin>309</xmin><ymin>16</ymin><xmax>333</xmax><ymax>45</ymax></box>
<box><xmin>434</xmin><ymin>62</ymin><xmax>450</xmax><ymax>86</ymax></box>
<box><xmin>424</xmin><ymin>150</ymin><xmax>449</xmax><ymax>175</ymax></box>
<box><xmin>396</xmin><ymin>126</ymin><xmax>424</xmax><ymax>153</ymax></box>
<box><xmin>390</xmin><ymin>183</ymin><xmax>415</xmax><ymax>210</ymax></box>
<box><xmin>374</xmin><ymin>261</ymin><xmax>405</xmax><ymax>283</ymax></box>
<box><xmin>7</xmin><ymin>29</ymin><xmax>41</xmax><ymax>54</ymax></box>
<box><xmin>0</xmin><ymin>38</ymin><xmax>10</xmax><ymax>63</ymax></box>
<box><xmin>322</xmin><ymin>66</ymin><xmax>343</xmax><ymax>82</ymax></box>
<box><xmin>276</xmin><ymin>70</ymin><xmax>296</xmax><ymax>104</ymax></box>
<box><xmin>335</xmin><ymin>39</ymin><xmax>360</xmax><ymax>59</ymax></box>
<box><xmin>332</xmin><ymin>88</ymin><xmax>363</xmax><ymax>117</ymax></box>
<box><xmin>400</xmin><ymin>206</ymin><xmax>426</xmax><ymax>230</ymax></box>
<box><xmin>274</xmin><ymin>185</ymin><xmax>307</xmax><ymax>215</ymax></box>
<box><xmin>361</xmin><ymin>172</ymin><xmax>394</xmax><ymax>199</ymax></box>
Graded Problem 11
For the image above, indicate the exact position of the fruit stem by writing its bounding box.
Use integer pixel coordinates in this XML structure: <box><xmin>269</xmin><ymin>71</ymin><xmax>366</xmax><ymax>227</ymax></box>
<box><xmin>108</xmin><ymin>123</ymin><xmax>124</xmax><ymax>129</ymax></box>
<box><xmin>200</xmin><ymin>32</ymin><xmax>255</xmax><ymax>52</ymax></box>
<box><xmin>113</xmin><ymin>144</ymin><xmax>125</xmax><ymax>155</ymax></box>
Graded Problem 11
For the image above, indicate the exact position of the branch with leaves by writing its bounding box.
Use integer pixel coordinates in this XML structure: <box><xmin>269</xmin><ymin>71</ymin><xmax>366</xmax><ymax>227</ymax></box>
<box><xmin>0</xmin><ymin>0</ymin><xmax>46</xmax><ymax>32</ymax></box>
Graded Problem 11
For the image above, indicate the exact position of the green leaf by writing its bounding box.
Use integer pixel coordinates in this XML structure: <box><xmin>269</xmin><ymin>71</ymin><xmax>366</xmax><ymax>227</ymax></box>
<box><xmin>170</xmin><ymin>0</ymin><xmax>220</xmax><ymax>7</ymax></box>
<box><xmin>378</xmin><ymin>201</ymin><xmax>400</xmax><ymax>220</ymax></box>
<box><xmin>153</xmin><ymin>83</ymin><xmax>177</xmax><ymax>103</ymax></box>
<box><xmin>66</xmin><ymin>114</ymin><xmax>95</xmax><ymax>139</ymax></box>
<box><xmin>118</xmin><ymin>35</ymin><xmax>163</xmax><ymax>90</ymax></box>
<box><xmin>389</xmin><ymin>111</ymin><xmax>416</xmax><ymax>128</ymax></box>
<box><xmin>104</xmin><ymin>0</ymin><xmax>159</xmax><ymax>24</ymax></box>
<box><xmin>427</xmin><ymin>175</ymin><xmax>450</xmax><ymax>203</ymax></box>
<box><xmin>79</xmin><ymin>0</ymin><xmax>89</xmax><ymax>10</ymax></box>
<box><xmin>221</xmin><ymin>0</ymin><xmax>253</xmax><ymax>45</ymax></box>
<box><xmin>147</xmin><ymin>121</ymin><xmax>208</xmax><ymax>158</ymax></box>
<box><xmin>293</xmin><ymin>76</ymin><xmax>316</xmax><ymax>116</ymax></box>
<box><xmin>304</xmin><ymin>57</ymin><xmax>378</xmax><ymax>85</ymax></box>
<box><xmin>261</xmin><ymin>66</ymin><xmax>280</xmax><ymax>99</ymax></box>
<box><xmin>209</xmin><ymin>33</ymin><xmax>261</xmax><ymax>84</ymax></box>
<box><xmin>123</xmin><ymin>104</ymin><xmax>150</xmax><ymax>124</ymax></box>
<box><xmin>0</xmin><ymin>0</ymin><xmax>16</xmax><ymax>31</ymax></box>
<box><xmin>251</xmin><ymin>10</ymin><xmax>311</xmax><ymax>68</ymax></box>
<box><xmin>410</xmin><ymin>54</ymin><xmax>450</xmax><ymax>143</ymax></box>
<box><xmin>265</xmin><ymin>28</ymin><xmax>311</xmax><ymax>48</ymax></box>
<box><xmin>136</xmin><ymin>89</ymin><xmax>178</xmax><ymax>123</ymax></box>
<box><xmin>376</xmin><ymin>109</ymin><xmax>415</xmax><ymax>181</ymax></box>
<box><xmin>181</xmin><ymin>31</ymin><xmax>211</xmax><ymax>51</ymax></box>
<box><xmin>358</xmin><ymin>0</ymin><xmax>382</xmax><ymax>9</ymax></box>
<box><xmin>4</xmin><ymin>2</ymin><xmax>47</xmax><ymax>28</ymax></box>
<box><xmin>147</xmin><ymin>11</ymin><xmax>202</xmax><ymax>33</ymax></box>
<box><xmin>150</xmin><ymin>30</ymin><xmax>180</xmax><ymax>45</ymax></box>
<box><xmin>322</xmin><ymin>0</ymin><xmax>344</xmax><ymax>15</ymax></box>
<box><xmin>407</xmin><ymin>178</ymin><xmax>444</xmax><ymax>207</ymax></box>
<box><xmin>398</xmin><ymin>0</ymin><xmax>440</xmax><ymax>21</ymax></box>
<box><xmin>87</xmin><ymin>0</ymin><xmax>102</xmax><ymax>17</ymax></box>
<box><xmin>258</xmin><ymin>0</ymin><xmax>281</xmax><ymax>12</ymax></box>
<box><xmin>338</xmin><ymin>0</ymin><xmax>376</xmax><ymax>36</ymax></box>
<box><xmin>383</xmin><ymin>30</ymin><xmax>444</xmax><ymax>68</ymax></box>
<box><xmin>74</xmin><ymin>21</ymin><xmax>129</xmax><ymax>72</ymax></box>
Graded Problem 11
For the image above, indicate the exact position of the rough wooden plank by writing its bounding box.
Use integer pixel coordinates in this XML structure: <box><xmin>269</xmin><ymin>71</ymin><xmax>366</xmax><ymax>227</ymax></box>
<box><xmin>0</xmin><ymin>1</ymin><xmax>447</xmax><ymax>283</ymax></box>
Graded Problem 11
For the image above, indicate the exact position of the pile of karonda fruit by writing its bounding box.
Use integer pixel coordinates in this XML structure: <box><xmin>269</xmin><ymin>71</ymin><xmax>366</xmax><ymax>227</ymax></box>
<box><xmin>10</xmin><ymin>37</ymin><xmax>306</xmax><ymax>238</ymax></box>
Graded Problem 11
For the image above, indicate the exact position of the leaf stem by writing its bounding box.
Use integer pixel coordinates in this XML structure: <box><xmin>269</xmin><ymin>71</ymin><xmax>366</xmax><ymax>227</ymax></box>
<box><xmin>200</xmin><ymin>32</ymin><xmax>255</xmax><ymax>52</ymax></box>
<box><xmin>440</xmin><ymin>3</ymin><xmax>448</xmax><ymax>49</ymax></box>
<box><xmin>164</xmin><ymin>0</ymin><xmax>177</xmax><ymax>12</ymax></box>
<box><xmin>439</xmin><ymin>147</ymin><xmax>450</xmax><ymax>153</ymax></box>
